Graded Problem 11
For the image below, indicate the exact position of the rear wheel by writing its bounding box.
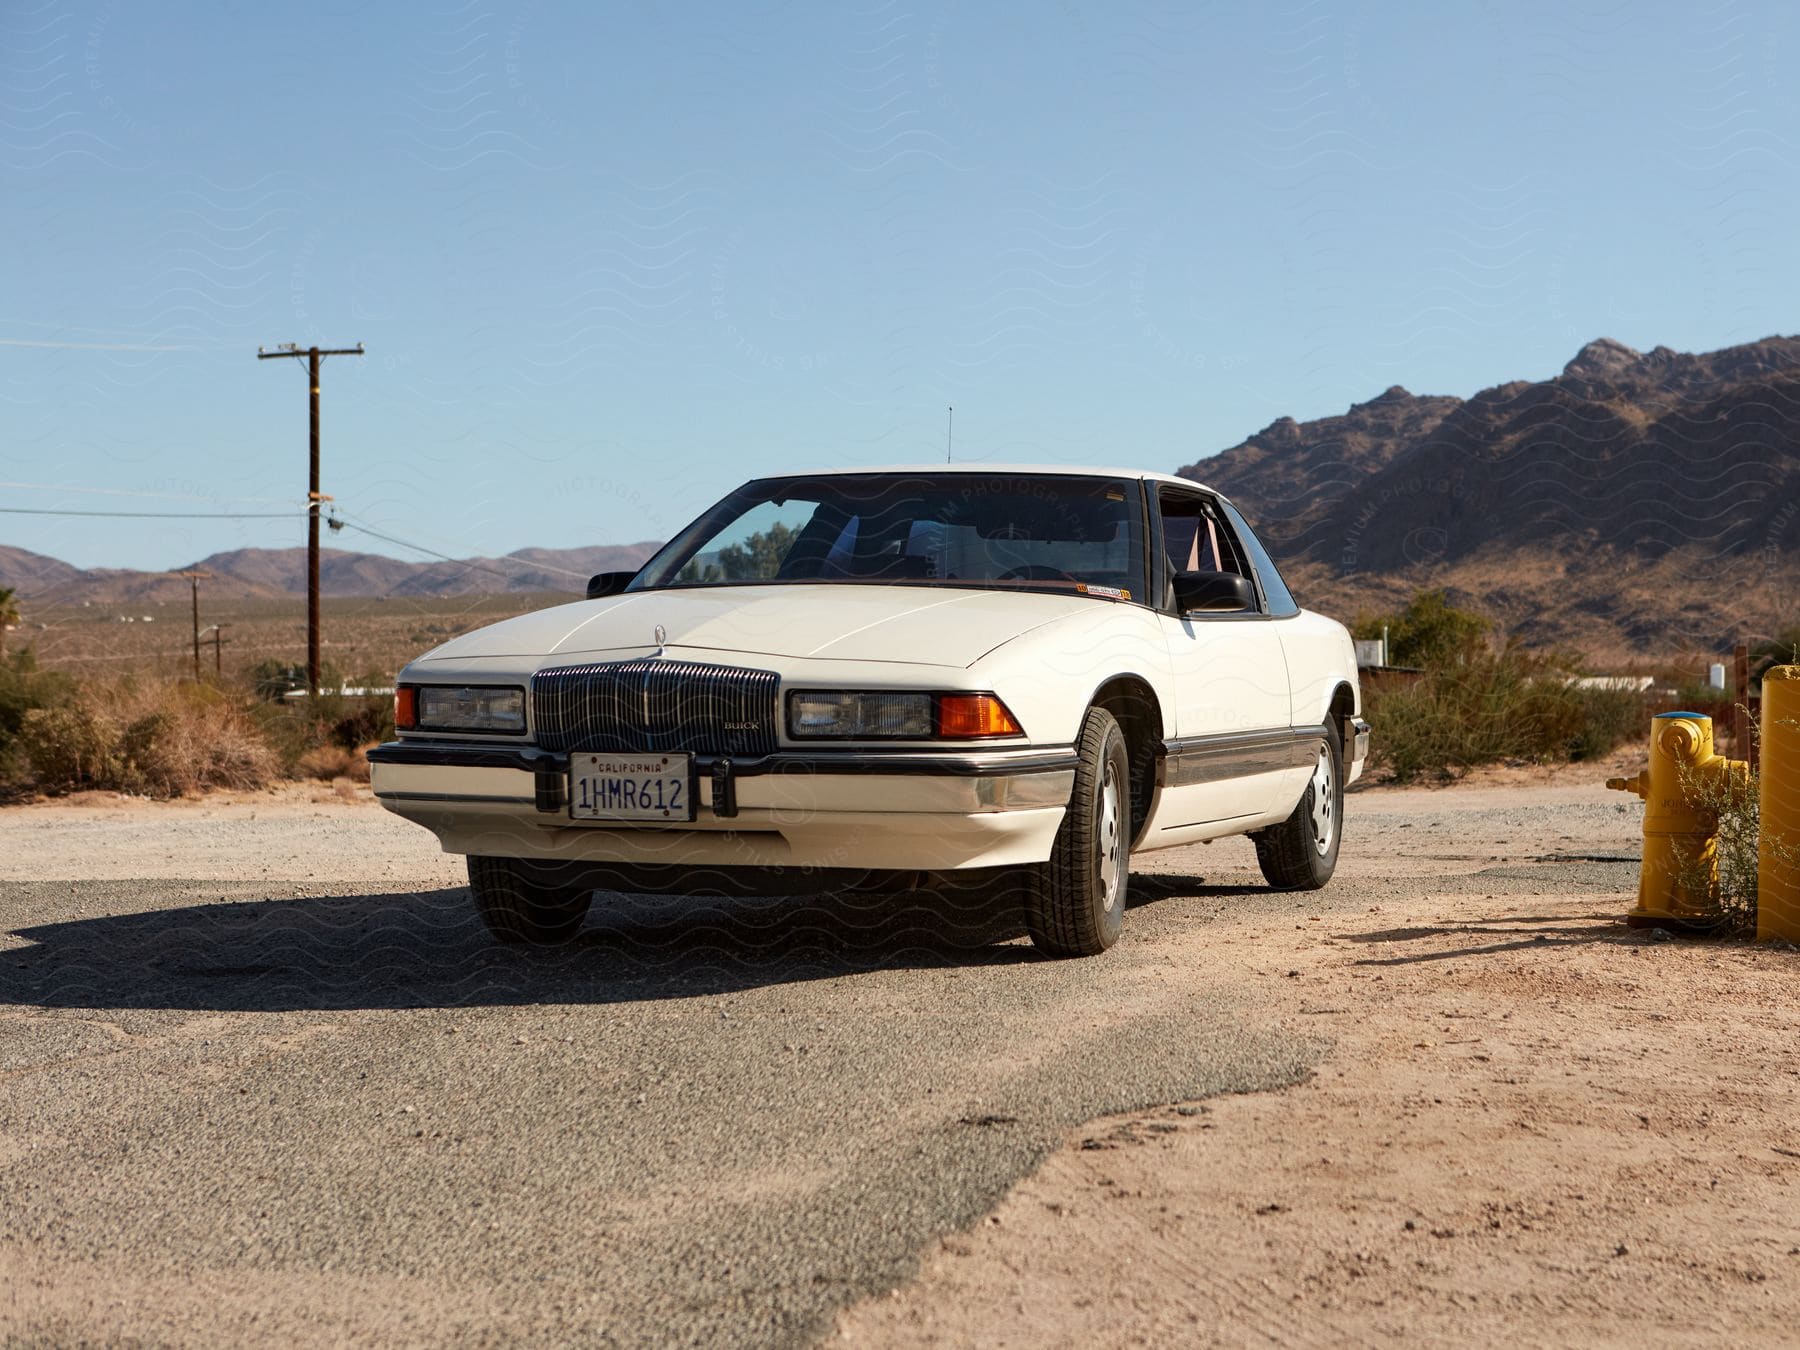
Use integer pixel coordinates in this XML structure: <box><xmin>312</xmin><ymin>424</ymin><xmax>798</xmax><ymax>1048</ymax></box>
<box><xmin>1252</xmin><ymin>723</ymin><xmax>1343</xmax><ymax>891</ymax></box>
<box><xmin>1024</xmin><ymin>707</ymin><xmax>1131</xmax><ymax>957</ymax></box>
<box><xmin>467</xmin><ymin>856</ymin><xmax>594</xmax><ymax>945</ymax></box>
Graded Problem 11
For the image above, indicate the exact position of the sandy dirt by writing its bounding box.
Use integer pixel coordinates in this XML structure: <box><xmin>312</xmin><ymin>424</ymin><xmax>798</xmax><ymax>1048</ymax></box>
<box><xmin>838</xmin><ymin>772</ymin><xmax>1800</xmax><ymax>1347</ymax></box>
<box><xmin>4</xmin><ymin>768</ymin><xmax>1796</xmax><ymax>1346</ymax></box>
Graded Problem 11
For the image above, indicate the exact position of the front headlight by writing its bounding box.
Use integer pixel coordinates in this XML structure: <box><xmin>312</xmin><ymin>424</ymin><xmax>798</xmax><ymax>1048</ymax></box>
<box><xmin>789</xmin><ymin>691</ymin><xmax>933</xmax><ymax>738</ymax></box>
<box><xmin>400</xmin><ymin>684</ymin><xmax>526</xmax><ymax>735</ymax></box>
<box><xmin>786</xmin><ymin>690</ymin><xmax>1023</xmax><ymax>740</ymax></box>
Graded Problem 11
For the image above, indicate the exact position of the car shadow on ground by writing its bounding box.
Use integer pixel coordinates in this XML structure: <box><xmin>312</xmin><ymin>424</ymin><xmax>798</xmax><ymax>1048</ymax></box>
<box><xmin>0</xmin><ymin>871</ymin><xmax>1245</xmax><ymax>1014</ymax></box>
<box><xmin>1334</xmin><ymin>910</ymin><xmax>1671</xmax><ymax>966</ymax></box>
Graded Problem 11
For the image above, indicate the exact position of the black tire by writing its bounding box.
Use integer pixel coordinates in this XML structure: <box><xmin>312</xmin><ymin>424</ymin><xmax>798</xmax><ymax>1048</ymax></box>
<box><xmin>1252</xmin><ymin>721</ymin><xmax>1343</xmax><ymax>891</ymax></box>
<box><xmin>467</xmin><ymin>856</ymin><xmax>594</xmax><ymax>945</ymax></box>
<box><xmin>1024</xmin><ymin>707</ymin><xmax>1131</xmax><ymax>957</ymax></box>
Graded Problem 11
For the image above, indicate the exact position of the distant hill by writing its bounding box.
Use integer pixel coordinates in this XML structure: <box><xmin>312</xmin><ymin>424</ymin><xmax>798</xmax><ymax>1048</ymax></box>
<box><xmin>0</xmin><ymin>541</ymin><xmax>662</xmax><ymax>605</ymax></box>
<box><xmin>1181</xmin><ymin>335</ymin><xmax>1800</xmax><ymax>655</ymax></box>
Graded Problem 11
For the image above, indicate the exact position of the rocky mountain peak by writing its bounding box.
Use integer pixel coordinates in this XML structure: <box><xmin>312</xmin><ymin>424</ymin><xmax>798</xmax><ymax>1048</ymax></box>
<box><xmin>1355</xmin><ymin>384</ymin><xmax>1414</xmax><ymax>409</ymax></box>
<box><xmin>1562</xmin><ymin>337</ymin><xmax>1642</xmax><ymax>379</ymax></box>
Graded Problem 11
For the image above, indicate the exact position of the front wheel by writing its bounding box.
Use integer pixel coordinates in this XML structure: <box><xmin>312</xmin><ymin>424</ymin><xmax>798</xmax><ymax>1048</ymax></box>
<box><xmin>467</xmin><ymin>856</ymin><xmax>594</xmax><ymax>945</ymax></box>
<box><xmin>1024</xmin><ymin>706</ymin><xmax>1131</xmax><ymax>957</ymax></box>
<box><xmin>1252</xmin><ymin>723</ymin><xmax>1343</xmax><ymax>890</ymax></box>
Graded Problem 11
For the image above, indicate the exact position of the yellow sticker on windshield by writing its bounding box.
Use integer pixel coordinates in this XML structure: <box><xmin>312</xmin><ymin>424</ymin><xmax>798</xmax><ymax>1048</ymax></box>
<box><xmin>1078</xmin><ymin>583</ymin><xmax>1131</xmax><ymax>601</ymax></box>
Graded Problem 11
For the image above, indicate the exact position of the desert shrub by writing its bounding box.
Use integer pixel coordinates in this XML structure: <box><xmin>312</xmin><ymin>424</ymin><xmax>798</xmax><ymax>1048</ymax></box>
<box><xmin>1368</xmin><ymin>642</ymin><xmax>1644</xmax><ymax>782</ymax></box>
<box><xmin>1669</xmin><ymin>708</ymin><xmax>1800</xmax><ymax>938</ymax></box>
<box><xmin>1566</xmin><ymin>684</ymin><xmax>1646</xmax><ymax>762</ymax></box>
<box><xmin>329</xmin><ymin>697</ymin><xmax>392</xmax><ymax>751</ymax></box>
<box><xmin>1751</xmin><ymin>629</ymin><xmax>1800</xmax><ymax>685</ymax></box>
<box><xmin>15</xmin><ymin>677</ymin><xmax>276</xmax><ymax>797</ymax></box>
<box><xmin>249</xmin><ymin>675</ymin><xmax>392</xmax><ymax>774</ymax></box>
<box><xmin>1673</xmin><ymin>751</ymin><xmax>1761</xmax><ymax>937</ymax></box>
<box><xmin>18</xmin><ymin>700</ymin><xmax>119</xmax><ymax>791</ymax></box>
<box><xmin>294</xmin><ymin>743</ymin><xmax>370</xmax><ymax>782</ymax></box>
<box><xmin>0</xmin><ymin>648</ymin><xmax>74</xmax><ymax>781</ymax></box>
<box><xmin>249</xmin><ymin>658</ymin><xmax>308</xmax><ymax>702</ymax></box>
<box><xmin>1352</xmin><ymin>590</ymin><xmax>1490</xmax><ymax>668</ymax></box>
<box><xmin>114</xmin><ymin>683</ymin><xmax>277</xmax><ymax>795</ymax></box>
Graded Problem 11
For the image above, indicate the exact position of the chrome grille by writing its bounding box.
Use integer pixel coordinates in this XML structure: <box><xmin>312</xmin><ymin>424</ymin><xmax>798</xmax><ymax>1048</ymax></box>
<box><xmin>531</xmin><ymin>659</ymin><xmax>780</xmax><ymax>757</ymax></box>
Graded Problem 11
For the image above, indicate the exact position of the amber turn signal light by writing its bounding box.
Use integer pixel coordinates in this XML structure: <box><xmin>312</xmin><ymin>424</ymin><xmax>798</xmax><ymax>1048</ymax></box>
<box><xmin>936</xmin><ymin>693</ymin><xmax>1023</xmax><ymax>739</ymax></box>
<box><xmin>394</xmin><ymin>685</ymin><xmax>417</xmax><ymax>731</ymax></box>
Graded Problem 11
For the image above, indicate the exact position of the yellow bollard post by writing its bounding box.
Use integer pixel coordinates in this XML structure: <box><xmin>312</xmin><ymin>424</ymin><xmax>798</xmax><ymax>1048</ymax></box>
<box><xmin>1756</xmin><ymin>666</ymin><xmax>1800</xmax><ymax>943</ymax></box>
<box><xmin>1607</xmin><ymin>712</ymin><xmax>1749</xmax><ymax>929</ymax></box>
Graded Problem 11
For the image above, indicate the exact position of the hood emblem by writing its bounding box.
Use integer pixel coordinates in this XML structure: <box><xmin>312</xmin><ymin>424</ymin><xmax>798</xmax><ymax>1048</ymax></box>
<box><xmin>653</xmin><ymin>623</ymin><xmax>667</xmax><ymax>656</ymax></box>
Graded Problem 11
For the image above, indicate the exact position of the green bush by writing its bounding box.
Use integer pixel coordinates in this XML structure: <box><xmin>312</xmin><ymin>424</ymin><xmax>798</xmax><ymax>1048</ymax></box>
<box><xmin>1566</xmin><ymin>685</ymin><xmax>1646</xmax><ymax>762</ymax></box>
<box><xmin>1352</xmin><ymin>589</ymin><xmax>1490</xmax><ymax>669</ymax></box>
<box><xmin>18</xmin><ymin>701</ymin><xmax>118</xmax><ymax>791</ymax></box>
<box><xmin>1367</xmin><ymin>642</ymin><xmax>1644</xmax><ymax>782</ymax></box>
<box><xmin>0</xmin><ymin>648</ymin><xmax>74</xmax><ymax>770</ymax></box>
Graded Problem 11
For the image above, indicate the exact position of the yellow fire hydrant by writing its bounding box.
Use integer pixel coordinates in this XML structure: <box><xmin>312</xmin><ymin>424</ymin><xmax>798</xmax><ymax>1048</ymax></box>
<box><xmin>1757</xmin><ymin>666</ymin><xmax>1800</xmax><ymax>943</ymax></box>
<box><xmin>1607</xmin><ymin>712</ymin><xmax>1749</xmax><ymax>928</ymax></box>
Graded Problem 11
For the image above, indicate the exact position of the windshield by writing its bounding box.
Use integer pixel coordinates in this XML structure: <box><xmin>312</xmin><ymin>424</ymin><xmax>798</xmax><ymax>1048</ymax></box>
<box><xmin>633</xmin><ymin>473</ymin><xmax>1147</xmax><ymax>601</ymax></box>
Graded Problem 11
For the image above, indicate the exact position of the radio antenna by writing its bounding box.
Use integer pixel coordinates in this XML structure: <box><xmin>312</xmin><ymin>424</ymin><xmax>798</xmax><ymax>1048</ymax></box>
<box><xmin>946</xmin><ymin>405</ymin><xmax>954</xmax><ymax>463</ymax></box>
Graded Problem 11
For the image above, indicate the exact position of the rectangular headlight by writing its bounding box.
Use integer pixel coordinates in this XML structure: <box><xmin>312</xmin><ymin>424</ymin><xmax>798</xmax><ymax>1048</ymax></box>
<box><xmin>413</xmin><ymin>685</ymin><xmax>526</xmax><ymax>734</ymax></box>
<box><xmin>788</xmin><ymin>691</ymin><xmax>933</xmax><ymax>739</ymax></box>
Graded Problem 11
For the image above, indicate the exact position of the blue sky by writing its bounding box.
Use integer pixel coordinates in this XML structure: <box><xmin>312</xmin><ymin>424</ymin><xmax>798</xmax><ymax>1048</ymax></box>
<box><xmin>5</xmin><ymin>1</ymin><xmax>1798</xmax><ymax>571</ymax></box>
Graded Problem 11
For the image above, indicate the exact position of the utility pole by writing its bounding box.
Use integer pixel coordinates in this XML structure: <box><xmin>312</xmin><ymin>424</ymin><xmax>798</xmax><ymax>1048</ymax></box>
<box><xmin>200</xmin><ymin>623</ymin><xmax>231</xmax><ymax>675</ymax></box>
<box><xmin>258</xmin><ymin>342</ymin><xmax>363</xmax><ymax>693</ymax></box>
<box><xmin>178</xmin><ymin>570</ymin><xmax>209</xmax><ymax>680</ymax></box>
<box><xmin>946</xmin><ymin>406</ymin><xmax>954</xmax><ymax>463</ymax></box>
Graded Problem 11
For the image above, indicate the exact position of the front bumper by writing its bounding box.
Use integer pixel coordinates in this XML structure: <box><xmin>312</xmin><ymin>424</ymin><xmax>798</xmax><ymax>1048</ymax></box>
<box><xmin>367</xmin><ymin>740</ymin><xmax>1077</xmax><ymax>870</ymax></box>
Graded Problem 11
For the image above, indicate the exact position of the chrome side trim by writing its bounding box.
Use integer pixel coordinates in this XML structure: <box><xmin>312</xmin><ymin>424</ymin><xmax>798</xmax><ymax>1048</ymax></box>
<box><xmin>1157</xmin><ymin>724</ymin><xmax>1329</xmax><ymax>788</ymax></box>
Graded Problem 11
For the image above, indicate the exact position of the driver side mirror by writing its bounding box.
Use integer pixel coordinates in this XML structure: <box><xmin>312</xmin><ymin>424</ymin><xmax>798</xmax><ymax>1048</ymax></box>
<box><xmin>1172</xmin><ymin>569</ymin><xmax>1256</xmax><ymax>614</ymax></box>
<box><xmin>586</xmin><ymin>571</ymin><xmax>635</xmax><ymax>600</ymax></box>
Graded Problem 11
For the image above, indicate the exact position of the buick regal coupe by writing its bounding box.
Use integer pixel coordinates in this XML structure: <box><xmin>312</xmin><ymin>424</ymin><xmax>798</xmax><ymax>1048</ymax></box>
<box><xmin>369</xmin><ymin>467</ymin><xmax>1369</xmax><ymax>957</ymax></box>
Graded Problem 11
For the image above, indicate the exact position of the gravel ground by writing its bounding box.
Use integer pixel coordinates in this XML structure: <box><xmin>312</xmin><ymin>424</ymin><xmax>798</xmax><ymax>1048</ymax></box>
<box><xmin>4</xmin><ymin>769</ymin><xmax>1787</xmax><ymax>1346</ymax></box>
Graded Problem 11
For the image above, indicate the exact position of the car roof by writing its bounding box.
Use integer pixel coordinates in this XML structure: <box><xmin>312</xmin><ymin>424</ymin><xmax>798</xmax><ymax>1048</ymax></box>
<box><xmin>772</xmin><ymin>463</ymin><xmax>1222</xmax><ymax>495</ymax></box>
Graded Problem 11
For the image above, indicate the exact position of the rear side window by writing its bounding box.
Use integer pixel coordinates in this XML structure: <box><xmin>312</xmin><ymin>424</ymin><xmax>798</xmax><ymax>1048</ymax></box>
<box><xmin>1216</xmin><ymin>500</ymin><xmax>1300</xmax><ymax>618</ymax></box>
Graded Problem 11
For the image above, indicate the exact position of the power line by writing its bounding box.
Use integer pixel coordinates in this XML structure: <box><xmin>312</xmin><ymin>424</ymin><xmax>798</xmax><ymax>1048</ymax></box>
<box><xmin>331</xmin><ymin>513</ymin><xmax>592</xmax><ymax>581</ymax></box>
<box><xmin>330</xmin><ymin>518</ymin><xmax>529</xmax><ymax>585</ymax></box>
<box><xmin>0</xmin><ymin>507</ymin><xmax>299</xmax><ymax>519</ymax></box>
<box><xmin>0</xmin><ymin>337</ymin><xmax>196</xmax><ymax>352</ymax></box>
<box><xmin>0</xmin><ymin>480</ymin><xmax>294</xmax><ymax>504</ymax></box>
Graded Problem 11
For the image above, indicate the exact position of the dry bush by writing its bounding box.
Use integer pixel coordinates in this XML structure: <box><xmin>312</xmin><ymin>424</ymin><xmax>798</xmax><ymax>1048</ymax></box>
<box><xmin>295</xmin><ymin>743</ymin><xmax>371</xmax><ymax>782</ymax></box>
<box><xmin>1675</xmin><ymin>708</ymin><xmax>1800</xmax><ymax>938</ymax></box>
<box><xmin>1675</xmin><ymin>749</ymin><xmax>1761</xmax><ymax>937</ymax></box>
<box><xmin>17</xmin><ymin>678</ymin><xmax>276</xmax><ymax>797</ymax></box>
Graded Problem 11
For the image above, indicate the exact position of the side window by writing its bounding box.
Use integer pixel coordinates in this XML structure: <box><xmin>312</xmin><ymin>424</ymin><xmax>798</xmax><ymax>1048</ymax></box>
<box><xmin>1158</xmin><ymin>490</ymin><xmax>1256</xmax><ymax>612</ymax></box>
<box><xmin>1217</xmin><ymin>500</ymin><xmax>1300</xmax><ymax>618</ymax></box>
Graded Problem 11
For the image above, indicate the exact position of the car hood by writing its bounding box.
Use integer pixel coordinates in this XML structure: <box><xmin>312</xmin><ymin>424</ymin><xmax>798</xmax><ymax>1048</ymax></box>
<box><xmin>415</xmin><ymin>585</ymin><xmax>1103</xmax><ymax>669</ymax></box>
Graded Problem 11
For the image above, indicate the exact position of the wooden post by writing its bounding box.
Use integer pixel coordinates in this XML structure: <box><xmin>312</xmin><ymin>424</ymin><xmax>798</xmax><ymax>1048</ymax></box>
<box><xmin>1735</xmin><ymin>642</ymin><xmax>1753</xmax><ymax>761</ymax></box>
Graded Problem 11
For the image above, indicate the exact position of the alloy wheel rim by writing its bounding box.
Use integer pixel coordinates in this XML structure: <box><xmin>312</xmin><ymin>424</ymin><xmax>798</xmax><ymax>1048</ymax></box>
<box><xmin>1310</xmin><ymin>746</ymin><xmax>1335</xmax><ymax>855</ymax></box>
<box><xmin>1098</xmin><ymin>758</ymin><xmax>1124</xmax><ymax>910</ymax></box>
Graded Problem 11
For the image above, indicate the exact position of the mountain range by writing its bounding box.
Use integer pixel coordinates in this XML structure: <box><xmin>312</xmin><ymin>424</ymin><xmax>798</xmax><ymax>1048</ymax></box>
<box><xmin>0</xmin><ymin>542</ymin><xmax>659</xmax><ymax>605</ymax></box>
<box><xmin>1180</xmin><ymin>335</ymin><xmax>1800</xmax><ymax>655</ymax></box>
<box><xmin>7</xmin><ymin>335</ymin><xmax>1798</xmax><ymax>657</ymax></box>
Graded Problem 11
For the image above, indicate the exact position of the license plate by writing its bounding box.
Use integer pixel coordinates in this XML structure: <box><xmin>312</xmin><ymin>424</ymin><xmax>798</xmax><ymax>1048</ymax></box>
<box><xmin>569</xmin><ymin>752</ymin><xmax>692</xmax><ymax>822</ymax></box>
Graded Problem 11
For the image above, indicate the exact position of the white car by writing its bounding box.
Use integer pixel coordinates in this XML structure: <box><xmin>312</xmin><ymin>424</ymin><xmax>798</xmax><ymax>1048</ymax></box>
<box><xmin>370</xmin><ymin>467</ymin><xmax>1369</xmax><ymax>957</ymax></box>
